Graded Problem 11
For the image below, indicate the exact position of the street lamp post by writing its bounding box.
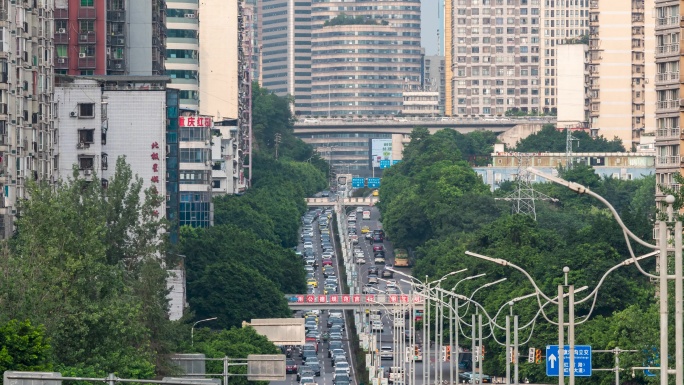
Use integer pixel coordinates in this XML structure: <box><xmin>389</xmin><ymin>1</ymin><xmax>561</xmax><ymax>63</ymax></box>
<box><xmin>191</xmin><ymin>317</ymin><xmax>218</xmax><ymax>347</ymax></box>
<box><xmin>526</xmin><ymin>167</ymin><xmax>681</xmax><ymax>385</ymax></box>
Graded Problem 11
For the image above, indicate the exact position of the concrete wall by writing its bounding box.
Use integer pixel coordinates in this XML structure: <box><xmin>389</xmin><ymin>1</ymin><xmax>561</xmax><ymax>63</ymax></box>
<box><xmin>497</xmin><ymin>123</ymin><xmax>545</xmax><ymax>148</ymax></box>
<box><xmin>199</xmin><ymin>0</ymin><xmax>238</xmax><ymax>120</ymax></box>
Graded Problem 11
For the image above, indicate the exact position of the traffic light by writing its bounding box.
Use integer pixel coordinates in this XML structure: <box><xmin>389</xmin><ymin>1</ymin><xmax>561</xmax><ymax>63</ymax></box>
<box><xmin>474</xmin><ymin>346</ymin><xmax>480</xmax><ymax>362</ymax></box>
<box><xmin>528</xmin><ymin>348</ymin><xmax>536</xmax><ymax>363</ymax></box>
<box><xmin>446</xmin><ymin>346</ymin><xmax>451</xmax><ymax>361</ymax></box>
<box><xmin>535</xmin><ymin>348</ymin><xmax>542</xmax><ymax>364</ymax></box>
<box><xmin>481</xmin><ymin>345</ymin><xmax>486</xmax><ymax>361</ymax></box>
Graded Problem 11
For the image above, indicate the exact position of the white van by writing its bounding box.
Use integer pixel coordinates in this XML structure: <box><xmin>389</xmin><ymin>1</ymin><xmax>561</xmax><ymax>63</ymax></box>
<box><xmin>362</xmin><ymin>210</ymin><xmax>371</xmax><ymax>220</ymax></box>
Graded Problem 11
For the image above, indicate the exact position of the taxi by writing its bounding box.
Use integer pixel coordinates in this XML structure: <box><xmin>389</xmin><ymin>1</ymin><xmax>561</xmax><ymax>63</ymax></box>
<box><xmin>372</xmin><ymin>190</ymin><xmax>379</xmax><ymax>196</ymax></box>
<box><xmin>361</xmin><ymin>226</ymin><xmax>370</xmax><ymax>233</ymax></box>
<box><xmin>307</xmin><ymin>279</ymin><xmax>318</xmax><ymax>288</ymax></box>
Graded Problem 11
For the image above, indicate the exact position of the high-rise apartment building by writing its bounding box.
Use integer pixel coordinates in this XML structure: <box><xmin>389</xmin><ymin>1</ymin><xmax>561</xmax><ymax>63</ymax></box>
<box><xmin>588</xmin><ymin>0</ymin><xmax>655</xmax><ymax>149</ymax></box>
<box><xmin>424</xmin><ymin>55</ymin><xmax>446</xmax><ymax>114</ymax></box>
<box><xmin>540</xmin><ymin>0</ymin><xmax>589</xmax><ymax>114</ymax></box>
<box><xmin>310</xmin><ymin>0</ymin><xmax>422</xmax><ymax>117</ymax></box>
<box><xmin>0</xmin><ymin>0</ymin><xmax>54</xmax><ymax>238</ymax></box>
<box><xmin>445</xmin><ymin>0</ymin><xmax>542</xmax><ymax>117</ymax></box>
<box><xmin>165</xmin><ymin>0</ymin><xmax>199</xmax><ymax>111</ymax></box>
<box><xmin>259</xmin><ymin>0</ymin><xmax>312</xmax><ymax>116</ymax></box>
<box><xmin>654</xmin><ymin>0</ymin><xmax>682</xmax><ymax>199</ymax></box>
<box><xmin>54</xmin><ymin>0</ymin><xmax>165</xmax><ymax>76</ymax></box>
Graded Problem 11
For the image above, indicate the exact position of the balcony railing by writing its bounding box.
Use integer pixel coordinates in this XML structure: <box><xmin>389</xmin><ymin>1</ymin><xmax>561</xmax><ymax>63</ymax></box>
<box><xmin>656</xmin><ymin>72</ymin><xmax>680</xmax><ymax>83</ymax></box>
<box><xmin>657</xmin><ymin>100</ymin><xmax>680</xmax><ymax>110</ymax></box>
<box><xmin>657</xmin><ymin>127</ymin><xmax>680</xmax><ymax>139</ymax></box>
<box><xmin>656</xmin><ymin>44</ymin><xmax>679</xmax><ymax>56</ymax></box>
<box><xmin>657</xmin><ymin>183</ymin><xmax>681</xmax><ymax>196</ymax></box>
<box><xmin>656</xmin><ymin>155</ymin><xmax>680</xmax><ymax>166</ymax></box>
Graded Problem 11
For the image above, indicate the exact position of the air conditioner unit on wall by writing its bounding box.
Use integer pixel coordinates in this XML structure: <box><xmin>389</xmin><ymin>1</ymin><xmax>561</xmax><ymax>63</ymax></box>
<box><xmin>79</xmin><ymin>53</ymin><xmax>86</xmax><ymax>58</ymax></box>
<box><xmin>57</xmin><ymin>58</ymin><xmax>65</xmax><ymax>63</ymax></box>
<box><xmin>57</xmin><ymin>28</ymin><xmax>65</xmax><ymax>34</ymax></box>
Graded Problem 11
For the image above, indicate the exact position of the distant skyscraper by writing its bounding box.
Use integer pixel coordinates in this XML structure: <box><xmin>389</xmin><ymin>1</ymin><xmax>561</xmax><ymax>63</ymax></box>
<box><xmin>259</xmin><ymin>0</ymin><xmax>312</xmax><ymax>116</ymax></box>
<box><xmin>54</xmin><ymin>0</ymin><xmax>165</xmax><ymax>76</ymax></box>
<box><xmin>445</xmin><ymin>0</ymin><xmax>541</xmax><ymax>116</ymax></box>
<box><xmin>165</xmin><ymin>0</ymin><xmax>199</xmax><ymax>111</ymax></box>
<box><xmin>424</xmin><ymin>55</ymin><xmax>446</xmax><ymax>115</ymax></box>
<box><xmin>540</xmin><ymin>0</ymin><xmax>589</xmax><ymax>114</ymax></box>
<box><xmin>310</xmin><ymin>0</ymin><xmax>422</xmax><ymax>117</ymax></box>
<box><xmin>588</xmin><ymin>0</ymin><xmax>655</xmax><ymax>149</ymax></box>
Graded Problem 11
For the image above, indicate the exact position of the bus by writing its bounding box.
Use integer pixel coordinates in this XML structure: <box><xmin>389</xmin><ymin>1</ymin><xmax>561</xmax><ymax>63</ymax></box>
<box><xmin>394</xmin><ymin>248</ymin><xmax>410</xmax><ymax>267</ymax></box>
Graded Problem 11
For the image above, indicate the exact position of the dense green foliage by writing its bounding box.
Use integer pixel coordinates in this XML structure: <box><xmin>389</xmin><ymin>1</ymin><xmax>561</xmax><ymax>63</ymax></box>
<box><xmin>323</xmin><ymin>13</ymin><xmax>388</xmax><ymax>26</ymax></box>
<box><xmin>181</xmin><ymin>84</ymin><xmax>327</xmax><ymax>329</ymax></box>
<box><xmin>514</xmin><ymin>124</ymin><xmax>626</xmax><ymax>153</ymax></box>
<box><xmin>0</xmin><ymin>159</ymin><xmax>175</xmax><ymax>380</ymax></box>
<box><xmin>379</xmin><ymin>127</ymin><xmax>659</xmax><ymax>384</ymax></box>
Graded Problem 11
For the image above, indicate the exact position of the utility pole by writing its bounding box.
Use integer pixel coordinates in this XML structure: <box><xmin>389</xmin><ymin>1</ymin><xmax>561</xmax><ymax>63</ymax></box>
<box><xmin>274</xmin><ymin>133</ymin><xmax>281</xmax><ymax>160</ymax></box>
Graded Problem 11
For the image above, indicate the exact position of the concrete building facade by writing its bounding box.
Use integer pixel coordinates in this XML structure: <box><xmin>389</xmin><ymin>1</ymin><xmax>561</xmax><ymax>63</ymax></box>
<box><xmin>165</xmin><ymin>0</ymin><xmax>199</xmax><ymax>111</ymax></box>
<box><xmin>540</xmin><ymin>0</ymin><xmax>589</xmax><ymax>114</ymax></box>
<box><xmin>259</xmin><ymin>0</ymin><xmax>312</xmax><ymax>116</ymax></box>
<box><xmin>402</xmin><ymin>91</ymin><xmax>440</xmax><ymax>116</ymax></box>
<box><xmin>0</xmin><ymin>0</ymin><xmax>54</xmax><ymax>238</ymax></box>
<box><xmin>445</xmin><ymin>0</ymin><xmax>542</xmax><ymax>117</ymax></box>
<box><xmin>309</xmin><ymin>0</ymin><xmax>422</xmax><ymax>117</ymax></box>
<box><xmin>211</xmin><ymin>121</ymin><xmax>241</xmax><ymax>196</ymax></box>
<box><xmin>54</xmin><ymin>76</ymin><xmax>170</xmax><ymax>218</ymax></box>
<box><xmin>556</xmin><ymin>43</ymin><xmax>588</xmax><ymax>125</ymax></box>
<box><xmin>588</xmin><ymin>0</ymin><xmax>656</xmax><ymax>150</ymax></box>
<box><xmin>198</xmin><ymin>0</ymin><xmax>238</xmax><ymax>120</ymax></box>
<box><xmin>423</xmin><ymin>55</ymin><xmax>445</xmax><ymax>115</ymax></box>
<box><xmin>654</xmin><ymin>0</ymin><xmax>683</xmax><ymax>200</ymax></box>
<box><xmin>54</xmin><ymin>0</ymin><xmax>165</xmax><ymax>76</ymax></box>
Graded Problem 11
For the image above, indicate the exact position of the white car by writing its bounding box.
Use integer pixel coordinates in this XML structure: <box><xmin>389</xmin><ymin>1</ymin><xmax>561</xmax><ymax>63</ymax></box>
<box><xmin>333</xmin><ymin>368</ymin><xmax>347</xmax><ymax>380</ymax></box>
<box><xmin>371</xmin><ymin>321</ymin><xmax>383</xmax><ymax>332</ymax></box>
<box><xmin>356</xmin><ymin>207</ymin><xmax>364</xmax><ymax>213</ymax></box>
<box><xmin>335</xmin><ymin>361</ymin><xmax>351</xmax><ymax>375</ymax></box>
<box><xmin>300</xmin><ymin>376</ymin><xmax>316</xmax><ymax>385</ymax></box>
<box><xmin>356</xmin><ymin>256</ymin><xmax>366</xmax><ymax>264</ymax></box>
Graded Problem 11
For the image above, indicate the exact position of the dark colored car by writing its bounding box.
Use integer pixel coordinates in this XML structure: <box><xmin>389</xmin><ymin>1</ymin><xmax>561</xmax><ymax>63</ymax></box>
<box><xmin>297</xmin><ymin>366</ymin><xmax>313</xmax><ymax>381</ymax></box>
<box><xmin>329</xmin><ymin>341</ymin><xmax>344</xmax><ymax>355</ymax></box>
<box><xmin>286</xmin><ymin>359</ymin><xmax>298</xmax><ymax>374</ymax></box>
<box><xmin>368</xmin><ymin>267</ymin><xmax>379</xmax><ymax>275</ymax></box>
<box><xmin>308</xmin><ymin>362</ymin><xmax>322</xmax><ymax>376</ymax></box>
<box><xmin>381</xmin><ymin>269</ymin><xmax>393</xmax><ymax>278</ymax></box>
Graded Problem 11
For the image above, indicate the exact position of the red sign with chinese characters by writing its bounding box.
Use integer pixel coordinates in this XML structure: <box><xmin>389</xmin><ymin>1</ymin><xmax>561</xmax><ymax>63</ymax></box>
<box><xmin>179</xmin><ymin>116</ymin><xmax>213</xmax><ymax>127</ymax></box>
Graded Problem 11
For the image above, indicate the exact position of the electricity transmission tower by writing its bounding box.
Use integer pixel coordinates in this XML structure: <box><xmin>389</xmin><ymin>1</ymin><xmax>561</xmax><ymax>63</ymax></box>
<box><xmin>496</xmin><ymin>153</ymin><xmax>558</xmax><ymax>220</ymax></box>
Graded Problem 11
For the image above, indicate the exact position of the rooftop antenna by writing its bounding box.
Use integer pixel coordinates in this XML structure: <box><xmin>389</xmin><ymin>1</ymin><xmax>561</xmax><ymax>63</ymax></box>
<box><xmin>496</xmin><ymin>153</ymin><xmax>558</xmax><ymax>220</ymax></box>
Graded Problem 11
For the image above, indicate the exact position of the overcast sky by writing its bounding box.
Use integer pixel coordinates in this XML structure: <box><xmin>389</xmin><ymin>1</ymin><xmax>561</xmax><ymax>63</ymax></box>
<box><xmin>421</xmin><ymin>0</ymin><xmax>440</xmax><ymax>56</ymax></box>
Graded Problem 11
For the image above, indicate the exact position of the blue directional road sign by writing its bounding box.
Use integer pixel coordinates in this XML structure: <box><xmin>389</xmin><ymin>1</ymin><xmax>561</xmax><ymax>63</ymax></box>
<box><xmin>352</xmin><ymin>178</ymin><xmax>365</xmax><ymax>188</ymax></box>
<box><xmin>367</xmin><ymin>178</ymin><xmax>381</xmax><ymax>188</ymax></box>
<box><xmin>392</xmin><ymin>160</ymin><xmax>401</xmax><ymax>165</ymax></box>
<box><xmin>546</xmin><ymin>345</ymin><xmax>592</xmax><ymax>377</ymax></box>
<box><xmin>379</xmin><ymin>160</ymin><xmax>391</xmax><ymax>169</ymax></box>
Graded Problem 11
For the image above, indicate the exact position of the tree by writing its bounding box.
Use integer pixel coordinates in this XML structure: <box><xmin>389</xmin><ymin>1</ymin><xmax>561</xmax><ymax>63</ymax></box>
<box><xmin>0</xmin><ymin>320</ymin><xmax>52</xmax><ymax>377</ymax></box>
<box><xmin>0</xmin><ymin>158</ymin><xmax>172</xmax><ymax>378</ymax></box>
<box><xmin>514</xmin><ymin>125</ymin><xmax>625</xmax><ymax>153</ymax></box>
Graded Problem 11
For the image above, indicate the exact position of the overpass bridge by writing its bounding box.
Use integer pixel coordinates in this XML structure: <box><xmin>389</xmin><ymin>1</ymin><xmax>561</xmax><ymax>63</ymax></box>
<box><xmin>285</xmin><ymin>293</ymin><xmax>423</xmax><ymax>311</ymax></box>
<box><xmin>306</xmin><ymin>197</ymin><xmax>377</xmax><ymax>207</ymax></box>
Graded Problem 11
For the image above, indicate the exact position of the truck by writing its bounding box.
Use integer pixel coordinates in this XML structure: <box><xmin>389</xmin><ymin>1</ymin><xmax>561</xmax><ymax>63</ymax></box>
<box><xmin>394</xmin><ymin>248</ymin><xmax>410</xmax><ymax>267</ymax></box>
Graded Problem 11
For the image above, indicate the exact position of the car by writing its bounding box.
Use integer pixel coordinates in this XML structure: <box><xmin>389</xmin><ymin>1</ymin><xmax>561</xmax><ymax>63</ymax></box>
<box><xmin>356</xmin><ymin>206</ymin><xmax>364</xmax><ymax>213</ymax></box>
<box><xmin>330</xmin><ymin>325</ymin><xmax>344</xmax><ymax>334</ymax></box>
<box><xmin>328</xmin><ymin>317</ymin><xmax>345</xmax><ymax>329</ymax></box>
<box><xmin>307</xmin><ymin>279</ymin><xmax>318</xmax><ymax>288</ymax></box>
<box><xmin>330</xmin><ymin>348</ymin><xmax>346</xmax><ymax>359</ymax></box>
<box><xmin>324</xmin><ymin>285</ymin><xmax>337</xmax><ymax>295</ymax></box>
<box><xmin>286</xmin><ymin>358</ymin><xmax>298</xmax><ymax>374</ymax></box>
<box><xmin>307</xmin><ymin>363</ymin><xmax>321</xmax><ymax>377</ymax></box>
<box><xmin>329</xmin><ymin>341</ymin><xmax>343</xmax><ymax>355</ymax></box>
<box><xmin>361</xmin><ymin>226</ymin><xmax>370</xmax><ymax>233</ymax></box>
<box><xmin>371</xmin><ymin>321</ymin><xmax>383</xmax><ymax>332</ymax></box>
<box><xmin>305</xmin><ymin>321</ymin><xmax>317</xmax><ymax>331</ymax></box>
<box><xmin>368</xmin><ymin>274</ymin><xmax>379</xmax><ymax>285</ymax></box>
<box><xmin>368</xmin><ymin>267</ymin><xmax>379</xmax><ymax>275</ymax></box>
<box><xmin>385</xmin><ymin>279</ymin><xmax>397</xmax><ymax>287</ymax></box>
<box><xmin>381</xmin><ymin>269</ymin><xmax>394</xmax><ymax>278</ymax></box>
<box><xmin>297</xmin><ymin>367</ymin><xmax>314</xmax><ymax>381</ymax></box>
<box><xmin>321</xmin><ymin>190</ymin><xmax>330</xmax><ymax>197</ymax></box>
<box><xmin>386</xmin><ymin>286</ymin><xmax>400</xmax><ymax>294</ymax></box>
<box><xmin>329</xmin><ymin>332</ymin><xmax>343</xmax><ymax>340</ymax></box>
<box><xmin>335</xmin><ymin>361</ymin><xmax>351</xmax><ymax>375</ymax></box>
<box><xmin>305</xmin><ymin>315</ymin><xmax>318</xmax><ymax>324</ymax></box>
<box><xmin>373</xmin><ymin>245</ymin><xmax>384</xmax><ymax>252</ymax></box>
<box><xmin>322</xmin><ymin>258</ymin><xmax>333</xmax><ymax>267</ymax></box>
<box><xmin>300</xmin><ymin>376</ymin><xmax>316</xmax><ymax>385</ymax></box>
<box><xmin>374</xmin><ymin>256</ymin><xmax>386</xmax><ymax>264</ymax></box>
<box><xmin>459</xmin><ymin>372</ymin><xmax>491</xmax><ymax>383</ymax></box>
<box><xmin>303</xmin><ymin>241</ymin><xmax>313</xmax><ymax>249</ymax></box>
<box><xmin>380</xmin><ymin>345</ymin><xmax>393</xmax><ymax>360</ymax></box>
<box><xmin>372</xmin><ymin>189</ymin><xmax>379</xmax><ymax>196</ymax></box>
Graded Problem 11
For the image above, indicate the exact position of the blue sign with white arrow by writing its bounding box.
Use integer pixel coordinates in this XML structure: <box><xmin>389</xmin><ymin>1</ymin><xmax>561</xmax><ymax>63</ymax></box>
<box><xmin>367</xmin><ymin>178</ymin><xmax>381</xmax><ymax>188</ymax></box>
<box><xmin>352</xmin><ymin>178</ymin><xmax>365</xmax><ymax>188</ymax></box>
<box><xmin>392</xmin><ymin>160</ymin><xmax>401</xmax><ymax>165</ymax></box>
<box><xmin>379</xmin><ymin>160</ymin><xmax>391</xmax><ymax>169</ymax></box>
<box><xmin>546</xmin><ymin>345</ymin><xmax>592</xmax><ymax>377</ymax></box>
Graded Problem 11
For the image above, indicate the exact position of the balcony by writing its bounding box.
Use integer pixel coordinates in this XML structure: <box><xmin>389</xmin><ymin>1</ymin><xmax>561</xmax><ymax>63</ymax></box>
<box><xmin>656</xmin><ymin>72</ymin><xmax>680</xmax><ymax>84</ymax></box>
<box><xmin>107</xmin><ymin>35</ymin><xmax>125</xmax><ymax>46</ymax></box>
<box><xmin>108</xmin><ymin>10</ymin><xmax>125</xmax><ymax>22</ymax></box>
<box><xmin>656</xmin><ymin>44</ymin><xmax>679</xmax><ymax>57</ymax></box>
<box><xmin>656</xmin><ymin>155</ymin><xmax>680</xmax><ymax>166</ymax></box>
<box><xmin>78</xmin><ymin>32</ymin><xmax>96</xmax><ymax>44</ymax></box>
<box><xmin>656</xmin><ymin>100</ymin><xmax>680</xmax><ymax>110</ymax></box>
<box><xmin>78</xmin><ymin>7</ymin><xmax>97</xmax><ymax>19</ymax></box>
<box><xmin>108</xmin><ymin>59</ymin><xmax>125</xmax><ymax>71</ymax></box>
<box><xmin>54</xmin><ymin>31</ymin><xmax>68</xmax><ymax>44</ymax></box>
<box><xmin>54</xmin><ymin>8</ymin><xmax>68</xmax><ymax>19</ymax></box>
<box><xmin>78</xmin><ymin>56</ymin><xmax>96</xmax><ymax>69</ymax></box>
<box><xmin>657</xmin><ymin>127</ymin><xmax>680</xmax><ymax>139</ymax></box>
<box><xmin>55</xmin><ymin>56</ymin><xmax>68</xmax><ymax>69</ymax></box>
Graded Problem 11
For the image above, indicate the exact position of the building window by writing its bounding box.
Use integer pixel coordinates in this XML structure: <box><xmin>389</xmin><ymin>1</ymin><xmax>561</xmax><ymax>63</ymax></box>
<box><xmin>79</xmin><ymin>45</ymin><xmax>96</xmax><ymax>57</ymax></box>
<box><xmin>78</xmin><ymin>156</ymin><xmax>95</xmax><ymax>170</ymax></box>
<box><xmin>78</xmin><ymin>128</ymin><xmax>95</xmax><ymax>144</ymax></box>
<box><xmin>80</xmin><ymin>0</ymin><xmax>94</xmax><ymax>6</ymax></box>
<box><xmin>212</xmin><ymin>179</ymin><xmax>221</xmax><ymax>189</ymax></box>
<box><xmin>56</xmin><ymin>45</ymin><xmax>67</xmax><ymax>58</ymax></box>
<box><xmin>78</xmin><ymin>103</ymin><xmax>95</xmax><ymax>118</ymax></box>
<box><xmin>79</xmin><ymin>20</ymin><xmax>94</xmax><ymax>33</ymax></box>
